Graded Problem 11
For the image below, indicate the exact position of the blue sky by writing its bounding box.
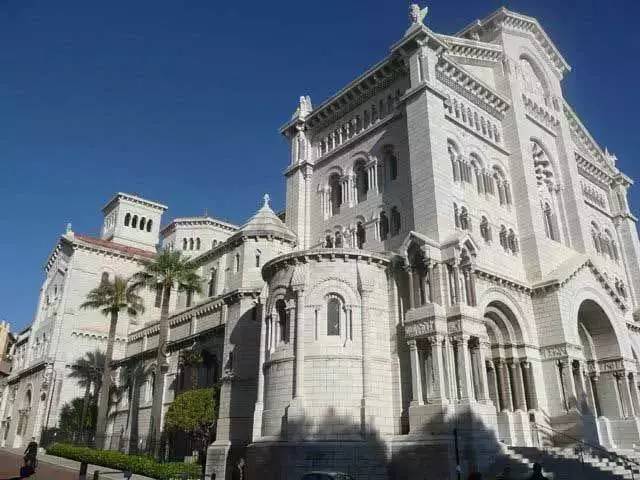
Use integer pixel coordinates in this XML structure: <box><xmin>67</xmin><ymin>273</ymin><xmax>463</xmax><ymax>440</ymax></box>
<box><xmin>1</xmin><ymin>0</ymin><xmax>638</xmax><ymax>330</ymax></box>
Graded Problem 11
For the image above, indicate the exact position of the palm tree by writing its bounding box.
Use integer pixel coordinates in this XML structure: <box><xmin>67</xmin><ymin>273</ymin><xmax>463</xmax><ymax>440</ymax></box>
<box><xmin>68</xmin><ymin>350</ymin><xmax>106</xmax><ymax>436</ymax></box>
<box><xmin>131</xmin><ymin>250</ymin><xmax>202</xmax><ymax>456</ymax></box>
<box><xmin>80</xmin><ymin>275</ymin><xmax>144</xmax><ymax>448</ymax></box>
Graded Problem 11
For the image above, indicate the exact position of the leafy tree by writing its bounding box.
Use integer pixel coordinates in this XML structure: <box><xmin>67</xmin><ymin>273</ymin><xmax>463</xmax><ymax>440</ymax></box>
<box><xmin>59</xmin><ymin>397</ymin><xmax>97</xmax><ymax>435</ymax></box>
<box><xmin>68</xmin><ymin>350</ymin><xmax>105</xmax><ymax>432</ymax></box>
<box><xmin>131</xmin><ymin>250</ymin><xmax>202</xmax><ymax>455</ymax></box>
<box><xmin>80</xmin><ymin>275</ymin><xmax>145</xmax><ymax>448</ymax></box>
<box><xmin>164</xmin><ymin>387</ymin><xmax>218</xmax><ymax>434</ymax></box>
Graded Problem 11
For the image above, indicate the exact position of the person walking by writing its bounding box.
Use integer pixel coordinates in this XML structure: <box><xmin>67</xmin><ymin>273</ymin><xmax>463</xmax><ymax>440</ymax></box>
<box><xmin>22</xmin><ymin>438</ymin><xmax>38</xmax><ymax>469</ymax></box>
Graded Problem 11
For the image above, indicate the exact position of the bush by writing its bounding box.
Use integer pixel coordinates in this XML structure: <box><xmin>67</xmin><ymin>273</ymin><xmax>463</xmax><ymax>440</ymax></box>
<box><xmin>46</xmin><ymin>443</ymin><xmax>201</xmax><ymax>480</ymax></box>
<box><xmin>165</xmin><ymin>387</ymin><xmax>218</xmax><ymax>433</ymax></box>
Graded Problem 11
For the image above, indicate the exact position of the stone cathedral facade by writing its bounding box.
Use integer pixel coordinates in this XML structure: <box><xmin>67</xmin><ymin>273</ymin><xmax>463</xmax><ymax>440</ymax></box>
<box><xmin>3</xmin><ymin>5</ymin><xmax>640</xmax><ymax>480</ymax></box>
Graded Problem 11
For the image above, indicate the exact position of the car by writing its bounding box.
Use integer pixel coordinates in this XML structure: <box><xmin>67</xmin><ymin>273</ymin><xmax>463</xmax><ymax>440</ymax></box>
<box><xmin>301</xmin><ymin>472</ymin><xmax>354</xmax><ymax>480</ymax></box>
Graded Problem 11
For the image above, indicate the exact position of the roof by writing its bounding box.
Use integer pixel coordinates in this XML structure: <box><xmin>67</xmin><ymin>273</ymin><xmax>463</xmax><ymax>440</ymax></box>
<box><xmin>75</xmin><ymin>234</ymin><xmax>156</xmax><ymax>259</ymax></box>
<box><xmin>236</xmin><ymin>195</ymin><xmax>296</xmax><ymax>241</ymax></box>
<box><xmin>102</xmin><ymin>192</ymin><xmax>168</xmax><ymax>213</ymax></box>
<box><xmin>160</xmin><ymin>216</ymin><xmax>238</xmax><ymax>236</ymax></box>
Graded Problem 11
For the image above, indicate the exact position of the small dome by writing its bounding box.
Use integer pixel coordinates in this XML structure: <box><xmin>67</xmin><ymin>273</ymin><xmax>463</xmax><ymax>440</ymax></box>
<box><xmin>238</xmin><ymin>194</ymin><xmax>296</xmax><ymax>241</ymax></box>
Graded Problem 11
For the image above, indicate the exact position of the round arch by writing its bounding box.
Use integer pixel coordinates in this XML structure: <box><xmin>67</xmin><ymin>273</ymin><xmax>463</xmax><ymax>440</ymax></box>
<box><xmin>478</xmin><ymin>288</ymin><xmax>532</xmax><ymax>344</ymax></box>
<box><xmin>576</xmin><ymin>299</ymin><xmax>623</xmax><ymax>361</ymax></box>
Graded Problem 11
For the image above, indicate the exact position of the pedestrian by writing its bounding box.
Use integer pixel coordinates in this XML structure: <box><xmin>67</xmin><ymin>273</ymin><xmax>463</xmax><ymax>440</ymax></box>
<box><xmin>23</xmin><ymin>437</ymin><xmax>38</xmax><ymax>469</ymax></box>
<box><xmin>528</xmin><ymin>463</ymin><xmax>547</xmax><ymax>480</ymax></box>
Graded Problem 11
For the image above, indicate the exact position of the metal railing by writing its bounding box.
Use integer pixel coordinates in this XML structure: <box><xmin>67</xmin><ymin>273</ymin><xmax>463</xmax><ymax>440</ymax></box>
<box><xmin>533</xmin><ymin>422</ymin><xmax>640</xmax><ymax>478</ymax></box>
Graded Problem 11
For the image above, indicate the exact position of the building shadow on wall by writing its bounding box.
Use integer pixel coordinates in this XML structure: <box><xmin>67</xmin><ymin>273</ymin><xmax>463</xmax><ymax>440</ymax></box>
<box><xmin>242</xmin><ymin>405</ymin><xmax>515</xmax><ymax>480</ymax></box>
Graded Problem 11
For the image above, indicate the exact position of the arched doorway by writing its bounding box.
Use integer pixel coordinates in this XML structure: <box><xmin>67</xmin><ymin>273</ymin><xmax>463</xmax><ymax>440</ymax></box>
<box><xmin>575</xmin><ymin>300</ymin><xmax>633</xmax><ymax>420</ymax></box>
<box><xmin>14</xmin><ymin>389</ymin><xmax>32</xmax><ymax>448</ymax></box>
<box><xmin>483</xmin><ymin>301</ymin><xmax>537</xmax><ymax>445</ymax></box>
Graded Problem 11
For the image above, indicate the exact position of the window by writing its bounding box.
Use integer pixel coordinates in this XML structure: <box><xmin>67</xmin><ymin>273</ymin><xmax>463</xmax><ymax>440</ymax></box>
<box><xmin>100</xmin><ymin>272</ymin><xmax>109</xmax><ymax>285</ymax></box>
<box><xmin>508</xmin><ymin>229</ymin><xmax>518</xmax><ymax>254</ymax></box>
<box><xmin>357</xmin><ymin>222</ymin><xmax>366</xmax><ymax>249</ymax></box>
<box><xmin>327</xmin><ymin>297</ymin><xmax>341</xmax><ymax>336</ymax></box>
<box><xmin>124</xmin><ymin>213</ymin><xmax>131</xmax><ymax>227</ymax></box>
<box><xmin>355</xmin><ymin>161</ymin><xmax>368</xmax><ymax>203</ymax></box>
<box><xmin>543</xmin><ymin>203</ymin><xmax>556</xmax><ymax>240</ymax></box>
<box><xmin>186</xmin><ymin>290</ymin><xmax>193</xmax><ymax>308</ymax></box>
<box><xmin>335</xmin><ymin>231</ymin><xmax>343</xmax><ymax>248</ymax></box>
<box><xmin>459</xmin><ymin>207</ymin><xmax>470</xmax><ymax>231</ymax></box>
<box><xmin>325</xmin><ymin>235</ymin><xmax>334</xmax><ymax>248</ymax></box>
<box><xmin>155</xmin><ymin>284</ymin><xmax>163</xmax><ymax>308</ymax></box>
<box><xmin>212</xmin><ymin>239</ymin><xmax>218</xmax><ymax>249</ymax></box>
<box><xmin>379</xmin><ymin>212</ymin><xmax>389</xmax><ymax>241</ymax></box>
<box><xmin>276</xmin><ymin>299</ymin><xmax>288</xmax><ymax>342</ymax></box>
<box><xmin>329</xmin><ymin>173</ymin><xmax>342</xmax><ymax>216</ymax></box>
<box><xmin>255</xmin><ymin>250</ymin><xmax>261</xmax><ymax>267</ymax></box>
<box><xmin>183</xmin><ymin>238</ymin><xmax>188</xmax><ymax>250</ymax></box>
<box><xmin>131</xmin><ymin>215</ymin><xmax>138</xmax><ymax>229</ymax></box>
<box><xmin>391</xmin><ymin>207</ymin><xmax>401</xmax><ymax>236</ymax></box>
<box><xmin>499</xmin><ymin>226</ymin><xmax>508</xmax><ymax>251</ymax></box>
<box><xmin>480</xmin><ymin>216</ymin><xmax>491</xmax><ymax>242</ymax></box>
<box><xmin>454</xmin><ymin>203</ymin><xmax>460</xmax><ymax>228</ymax></box>
<box><xmin>139</xmin><ymin>217</ymin><xmax>146</xmax><ymax>231</ymax></box>
<box><xmin>388</xmin><ymin>152</ymin><xmax>398</xmax><ymax>181</ymax></box>
<box><xmin>449</xmin><ymin>141</ymin><xmax>461</xmax><ymax>182</ymax></box>
<box><xmin>235</xmin><ymin>253</ymin><xmax>241</xmax><ymax>272</ymax></box>
<box><xmin>146</xmin><ymin>219</ymin><xmax>153</xmax><ymax>232</ymax></box>
<box><xmin>189</xmin><ymin>238</ymin><xmax>194</xmax><ymax>250</ymax></box>
<box><xmin>196</xmin><ymin>238</ymin><xmax>201</xmax><ymax>250</ymax></box>
<box><xmin>208</xmin><ymin>269</ymin><xmax>217</xmax><ymax>297</ymax></box>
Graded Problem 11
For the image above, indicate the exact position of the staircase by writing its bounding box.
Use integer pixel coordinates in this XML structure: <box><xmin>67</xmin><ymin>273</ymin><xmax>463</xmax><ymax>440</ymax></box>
<box><xmin>485</xmin><ymin>445</ymin><xmax>640</xmax><ymax>480</ymax></box>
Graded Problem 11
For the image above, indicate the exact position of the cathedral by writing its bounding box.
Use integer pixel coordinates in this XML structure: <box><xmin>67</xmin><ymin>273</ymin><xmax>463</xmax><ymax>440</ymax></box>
<box><xmin>2</xmin><ymin>5</ymin><xmax>640</xmax><ymax>480</ymax></box>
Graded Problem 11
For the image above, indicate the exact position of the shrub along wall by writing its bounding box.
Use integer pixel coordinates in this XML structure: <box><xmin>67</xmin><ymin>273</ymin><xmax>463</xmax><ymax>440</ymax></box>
<box><xmin>46</xmin><ymin>443</ymin><xmax>201</xmax><ymax>480</ymax></box>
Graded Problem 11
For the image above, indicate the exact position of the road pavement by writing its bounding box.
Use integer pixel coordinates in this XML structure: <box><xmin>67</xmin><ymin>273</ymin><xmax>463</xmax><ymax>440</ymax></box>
<box><xmin>0</xmin><ymin>449</ymin><xmax>77</xmax><ymax>480</ymax></box>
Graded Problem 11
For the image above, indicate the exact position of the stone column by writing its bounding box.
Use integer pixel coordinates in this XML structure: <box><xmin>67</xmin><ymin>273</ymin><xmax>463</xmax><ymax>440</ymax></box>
<box><xmin>511</xmin><ymin>361</ymin><xmax>527</xmax><ymax>411</ymax></box>
<box><xmin>496</xmin><ymin>359</ymin><xmax>513</xmax><ymax>411</ymax></box>
<box><xmin>477</xmin><ymin>342</ymin><xmax>491</xmax><ymax>402</ymax></box>
<box><xmin>452</xmin><ymin>266</ymin><xmax>461</xmax><ymax>305</ymax></box>
<box><xmin>618</xmin><ymin>372</ymin><xmax>634</xmax><ymax>418</ymax></box>
<box><xmin>293</xmin><ymin>290</ymin><xmax>305</xmax><ymax>400</ymax></box>
<box><xmin>407</xmin><ymin>267</ymin><xmax>415</xmax><ymax>310</ymax></box>
<box><xmin>428</xmin><ymin>336</ymin><xmax>449</xmax><ymax>404</ymax></box>
<box><xmin>444</xmin><ymin>337</ymin><xmax>458</xmax><ymax>401</ymax></box>
<box><xmin>629</xmin><ymin>373</ymin><xmax>640</xmax><ymax>416</ymax></box>
<box><xmin>360</xmin><ymin>289</ymin><xmax>374</xmax><ymax>412</ymax></box>
<box><xmin>408</xmin><ymin>340</ymin><xmax>424</xmax><ymax>406</ymax></box>
<box><xmin>521</xmin><ymin>361</ymin><xmax>538</xmax><ymax>410</ymax></box>
<box><xmin>559</xmin><ymin>360</ymin><xmax>577</xmax><ymax>410</ymax></box>
<box><xmin>426</xmin><ymin>264</ymin><xmax>435</xmax><ymax>303</ymax></box>
<box><xmin>252</xmin><ymin>304</ymin><xmax>267</xmax><ymax>441</ymax></box>
<box><xmin>487</xmin><ymin>361</ymin><xmax>501</xmax><ymax>410</ymax></box>
<box><xmin>455</xmin><ymin>336</ymin><xmax>474</xmax><ymax>401</ymax></box>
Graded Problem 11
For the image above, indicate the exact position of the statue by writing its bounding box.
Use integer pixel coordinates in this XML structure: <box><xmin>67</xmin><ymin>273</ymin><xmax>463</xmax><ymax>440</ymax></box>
<box><xmin>410</xmin><ymin>3</ymin><xmax>428</xmax><ymax>26</ymax></box>
<box><xmin>292</xmin><ymin>95</ymin><xmax>313</xmax><ymax>120</ymax></box>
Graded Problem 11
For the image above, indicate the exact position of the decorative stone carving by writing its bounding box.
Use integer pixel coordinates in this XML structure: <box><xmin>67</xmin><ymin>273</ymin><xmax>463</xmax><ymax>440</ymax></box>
<box><xmin>409</xmin><ymin>4</ymin><xmax>428</xmax><ymax>25</ymax></box>
<box><xmin>404</xmin><ymin>319</ymin><xmax>436</xmax><ymax>338</ymax></box>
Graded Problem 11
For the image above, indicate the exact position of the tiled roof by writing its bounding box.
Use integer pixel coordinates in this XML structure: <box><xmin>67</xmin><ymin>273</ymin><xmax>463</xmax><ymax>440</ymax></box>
<box><xmin>75</xmin><ymin>234</ymin><xmax>156</xmax><ymax>259</ymax></box>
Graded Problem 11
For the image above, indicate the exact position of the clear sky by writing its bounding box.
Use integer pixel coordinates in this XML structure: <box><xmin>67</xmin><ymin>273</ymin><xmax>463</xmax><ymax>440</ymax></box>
<box><xmin>1</xmin><ymin>0</ymin><xmax>638</xmax><ymax>331</ymax></box>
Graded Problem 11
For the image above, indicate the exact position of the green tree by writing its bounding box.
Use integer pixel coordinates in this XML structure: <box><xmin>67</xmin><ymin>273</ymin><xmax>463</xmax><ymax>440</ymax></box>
<box><xmin>68</xmin><ymin>350</ymin><xmax>105</xmax><ymax>432</ymax></box>
<box><xmin>59</xmin><ymin>397</ymin><xmax>98</xmax><ymax>434</ymax></box>
<box><xmin>80</xmin><ymin>275</ymin><xmax>145</xmax><ymax>448</ymax></box>
<box><xmin>164</xmin><ymin>387</ymin><xmax>219</xmax><ymax>434</ymax></box>
<box><xmin>131</xmin><ymin>250</ymin><xmax>202</xmax><ymax>456</ymax></box>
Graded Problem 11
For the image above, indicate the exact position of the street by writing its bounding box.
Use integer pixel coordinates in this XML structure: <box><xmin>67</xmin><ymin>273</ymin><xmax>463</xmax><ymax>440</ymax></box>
<box><xmin>0</xmin><ymin>450</ymin><xmax>77</xmax><ymax>480</ymax></box>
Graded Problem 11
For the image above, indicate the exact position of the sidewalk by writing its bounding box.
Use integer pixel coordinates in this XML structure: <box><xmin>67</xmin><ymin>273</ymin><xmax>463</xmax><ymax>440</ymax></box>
<box><xmin>1</xmin><ymin>447</ymin><xmax>156</xmax><ymax>480</ymax></box>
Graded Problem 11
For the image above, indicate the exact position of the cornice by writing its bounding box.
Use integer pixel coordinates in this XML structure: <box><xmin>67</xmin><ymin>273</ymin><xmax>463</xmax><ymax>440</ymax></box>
<box><xmin>564</xmin><ymin>101</ymin><xmax>617</xmax><ymax>176</ymax></box>
<box><xmin>457</xmin><ymin>8</ymin><xmax>570</xmax><ymax>77</ymax></box>
<box><xmin>263</xmin><ymin>248</ymin><xmax>391</xmax><ymax>280</ymax></box>
<box><xmin>436</xmin><ymin>34</ymin><xmax>503</xmax><ymax>63</ymax></box>
<box><xmin>436</xmin><ymin>56</ymin><xmax>510</xmax><ymax>118</ymax></box>
<box><xmin>160</xmin><ymin>217</ymin><xmax>238</xmax><ymax>236</ymax></box>
<box><xmin>102</xmin><ymin>192</ymin><xmax>167</xmax><ymax>213</ymax></box>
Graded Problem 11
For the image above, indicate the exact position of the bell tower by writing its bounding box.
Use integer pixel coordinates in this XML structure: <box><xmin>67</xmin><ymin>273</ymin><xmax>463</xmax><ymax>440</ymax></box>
<box><xmin>101</xmin><ymin>192</ymin><xmax>167</xmax><ymax>252</ymax></box>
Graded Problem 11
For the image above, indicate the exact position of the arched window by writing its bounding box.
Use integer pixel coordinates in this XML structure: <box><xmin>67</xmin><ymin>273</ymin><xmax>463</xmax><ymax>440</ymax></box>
<box><xmin>379</xmin><ymin>212</ymin><xmax>389</xmax><ymax>241</ymax></box>
<box><xmin>449</xmin><ymin>142</ymin><xmax>461</xmax><ymax>183</ymax></box>
<box><xmin>508</xmin><ymin>229</ymin><xmax>518</xmax><ymax>253</ymax></box>
<box><xmin>354</xmin><ymin>161</ymin><xmax>368</xmax><ymax>203</ymax></box>
<box><xmin>327</xmin><ymin>296</ymin><xmax>341</xmax><ymax>336</ymax></box>
<box><xmin>235</xmin><ymin>253</ymin><xmax>241</xmax><ymax>272</ymax></box>
<box><xmin>146</xmin><ymin>219</ymin><xmax>153</xmax><ymax>232</ymax></box>
<box><xmin>255</xmin><ymin>250</ymin><xmax>261</xmax><ymax>267</ymax></box>
<box><xmin>196</xmin><ymin>238</ymin><xmax>201</xmax><ymax>250</ymax></box>
<box><xmin>155</xmin><ymin>283</ymin><xmax>162</xmax><ymax>307</ymax></box>
<box><xmin>356</xmin><ymin>222</ymin><xmax>366</xmax><ymax>249</ymax></box>
<box><xmin>543</xmin><ymin>203</ymin><xmax>556</xmax><ymax>240</ymax></box>
<box><xmin>131</xmin><ymin>215</ymin><xmax>138</xmax><ymax>229</ymax></box>
<box><xmin>212</xmin><ymin>239</ymin><xmax>218</xmax><ymax>249</ymax></box>
<box><xmin>329</xmin><ymin>173</ymin><xmax>342</xmax><ymax>216</ymax></box>
<box><xmin>208</xmin><ymin>269</ymin><xmax>217</xmax><ymax>297</ymax></box>
<box><xmin>591</xmin><ymin>222</ymin><xmax>601</xmax><ymax>253</ymax></box>
<box><xmin>139</xmin><ymin>217</ymin><xmax>146</xmax><ymax>231</ymax></box>
<box><xmin>459</xmin><ymin>207</ymin><xmax>470</xmax><ymax>231</ymax></box>
<box><xmin>499</xmin><ymin>225</ymin><xmax>508</xmax><ymax>251</ymax></box>
<box><xmin>480</xmin><ymin>216</ymin><xmax>491</xmax><ymax>242</ymax></box>
<box><xmin>391</xmin><ymin>207</ymin><xmax>401</xmax><ymax>236</ymax></box>
<box><xmin>276</xmin><ymin>299</ymin><xmax>288</xmax><ymax>343</ymax></box>
<box><xmin>183</xmin><ymin>238</ymin><xmax>188</xmax><ymax>250</ymax></box>
<box><xmin>470</xmin><ymin>154</ymin><xmax>483</xmax><ymax>193</ymax></box>
<box><xmin>335</xmin><ymin>231</ymin><xmax>343</xmax><ymax>248</ymax></box>
<box><xmin>325</xmin><ymin>235</ymin><xmax>334</xmax><ymax>248</ymax></box>
<box><xmin>124</xmin><ymin>213</ymin><xmax>131</xmax><ymax>227</ymax></box>
<box><xmin>100</xmin><ymin>272</ymin><xmax>109</xmax><ymax>285</ymax></box>
<box><xmin>387</xmin><ymin>150</ymin><xmax>398</xmax><ymax>181</ymax></box>
<box><xmin>189</xmin><ymin>238</ymin><xmax>194</xmax><ymax>250</ymax></box>
<box><xmin>186</xmin><ymin>289</ymin><xmax>193</xmax><ymax>308</ymax></box>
